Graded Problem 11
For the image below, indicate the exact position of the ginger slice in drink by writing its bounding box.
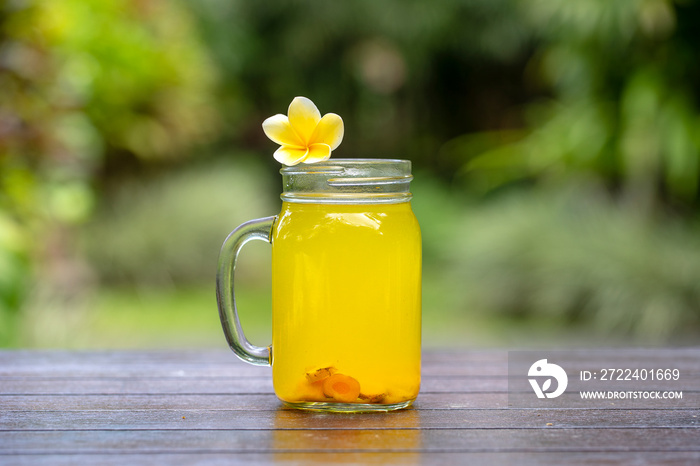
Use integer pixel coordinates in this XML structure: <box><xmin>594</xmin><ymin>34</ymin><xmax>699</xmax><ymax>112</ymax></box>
<box><xmin>322</xmin><ymin>373</ymin><xmax>361</xmax><ymax>403</ymax></box>
<box><xmin>305</xmin><ymin>366</ymin><xmax>337</xmax><ymax>383</ymax></box>
<box><xmin>359</xmin><ymin>392</ymin><xmax>386</xmax><ymax>403</ymax></box>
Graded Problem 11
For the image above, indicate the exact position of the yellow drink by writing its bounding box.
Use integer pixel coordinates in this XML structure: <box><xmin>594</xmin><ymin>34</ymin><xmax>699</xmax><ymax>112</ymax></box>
<box><xmin>271</xmin><ymin>201</ymin><xmax>421</xmax><ymax>407</ymax></box>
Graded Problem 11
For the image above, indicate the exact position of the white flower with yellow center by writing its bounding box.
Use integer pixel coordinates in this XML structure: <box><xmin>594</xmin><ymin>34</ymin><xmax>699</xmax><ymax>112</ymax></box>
<box><xmin>262</xmin><ymin>96</ymin><xmax>344</xmax><ymax>166</ymax></box>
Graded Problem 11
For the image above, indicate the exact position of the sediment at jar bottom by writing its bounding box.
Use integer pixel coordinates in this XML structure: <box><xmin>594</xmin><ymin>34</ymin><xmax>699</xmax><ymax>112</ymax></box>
<box><xmin>275</xmin><ymin>365</ymin><xmax>420</xmax><ymax>406</ymax></box>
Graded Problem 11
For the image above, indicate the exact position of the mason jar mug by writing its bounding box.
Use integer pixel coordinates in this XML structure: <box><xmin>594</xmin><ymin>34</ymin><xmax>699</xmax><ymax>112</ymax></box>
<box><xmin>216</xmin><ymin>159</ymin><xmax>421</xmax><ymax>412</ymax></box>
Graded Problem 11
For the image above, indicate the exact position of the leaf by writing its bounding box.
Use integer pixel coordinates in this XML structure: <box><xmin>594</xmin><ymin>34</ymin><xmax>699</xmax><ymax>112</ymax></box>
<box><xmin>542</xmin><ymin>378</ymin><xmax>552</xmax><ymax>392</ymax></box>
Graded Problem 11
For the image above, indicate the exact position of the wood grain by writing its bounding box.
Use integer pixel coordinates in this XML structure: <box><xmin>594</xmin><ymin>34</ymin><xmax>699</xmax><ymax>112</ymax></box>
<box><xmin>1</xmin><ymin>349</ymin><xmax>698</xmax><ymax>465</ymax></box>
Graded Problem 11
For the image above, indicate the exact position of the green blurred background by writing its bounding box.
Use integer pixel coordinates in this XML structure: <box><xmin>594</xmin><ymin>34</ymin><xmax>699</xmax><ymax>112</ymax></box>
<box><xmin>2</xmin><ymin>0</ymin><xmax>700</xmax><ymax>349</ymax></box>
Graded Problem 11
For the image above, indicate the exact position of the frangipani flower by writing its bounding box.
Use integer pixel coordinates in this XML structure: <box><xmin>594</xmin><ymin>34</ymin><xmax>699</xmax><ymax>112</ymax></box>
<box><xmin>262</xmin><ymin>96</ymin><xmax>344</xmax><ymax>166</ymax></box>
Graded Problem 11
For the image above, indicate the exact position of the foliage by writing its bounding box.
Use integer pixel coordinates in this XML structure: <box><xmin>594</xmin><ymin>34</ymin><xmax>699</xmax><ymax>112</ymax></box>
<box><xmin>441</xmin><ymin>181</ymin><xmax>700</xmax><ymax>342</ymax></box>
<box><xmin>450</xmin><ymin>0</ymin><xmax>700</xmax><ymax>207</ymax></box>
<box><xmin>3</xmin><ymin>0</ymin><xmax>700</xmax><ymax>346</ymax></box>
<box><xmin>0</xmin><ymin>0</ymin><xmax>219</xmax><ymax>345</ymax></box>
<box><xmin>188</xmin><ymin>0</ymin><xmax>700</xmax><ymax>211</ymax></box>
<box><xmin>82</xmin><ymin>157</ymin><xmax>277</xmax><ymax>287</ymax></box>
<box><xmin>186</xmin><ymin>0</ymin><xmax>531</xmax><ymax>168</ymax></box>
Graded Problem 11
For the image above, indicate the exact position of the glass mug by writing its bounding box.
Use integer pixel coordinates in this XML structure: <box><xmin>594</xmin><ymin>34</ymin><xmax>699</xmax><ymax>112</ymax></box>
<box><xmin>216</xmin><ymin>159</ymin><xmax>421</xmax><ymax>412</ymax></box>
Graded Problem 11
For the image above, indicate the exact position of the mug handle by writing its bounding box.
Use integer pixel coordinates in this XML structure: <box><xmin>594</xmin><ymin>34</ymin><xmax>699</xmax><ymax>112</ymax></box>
<box><xmin>216</xmin><ymin>216</ymin><xmax>276</xmax><ymax>366</ymax></box>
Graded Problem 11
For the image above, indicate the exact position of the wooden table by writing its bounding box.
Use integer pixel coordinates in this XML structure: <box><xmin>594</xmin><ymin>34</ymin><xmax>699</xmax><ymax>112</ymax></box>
<box><xmin>1</xmin><ymin>349</ymin><xmax>698</xmax><ymax>464</ymax></box>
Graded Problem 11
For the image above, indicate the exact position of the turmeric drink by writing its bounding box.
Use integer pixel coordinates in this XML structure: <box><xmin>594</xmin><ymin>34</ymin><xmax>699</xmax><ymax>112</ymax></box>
<box><xmin>271</xmin><ymin>201</ymin><xmax>422</xmax><ymax>408</ymax></box>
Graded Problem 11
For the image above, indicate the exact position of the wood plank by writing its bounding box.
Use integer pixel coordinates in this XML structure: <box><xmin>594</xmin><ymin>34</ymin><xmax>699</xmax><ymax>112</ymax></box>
<box><xmin>3</xmin><ymin>391</ymin><xmax>698</xmax><ymax>411</ymax></box>
<box><xmin>0</xmin><ymin>349</ymin><xmax>505</xmax><ymax>370</ymax></box>
<box><xmin>2</xmin><ymin>356</ymin><xmax>697</xmax><ymax>379</ymax></box>
<box><xmin>0</xmin><ymin>362</ymin><xmax>510</xmax><ymax>378</ymax></box>
<box><xmin>0</xmin><ymin>393</ymin><xmax>508</xmax><ymax>411</ymax></box>
<box><xmin>1</xmin><ymin>428</ymin><xmax>698</xmax><ymax>454</ymax></box>
<box><xmin>0</xmin><ymin>451</ymin><xmax>697</xmax><ymax>466</ymax></box>
<box><xmin>0</xmin><ymin>375</ymin><xmax>513</xmax><ymax>395</ymax></box>
<box><xmin>1</xmin><ymin>451</ymin><xmax>699</xmax><ymax>466</ymax></box>
<box><xmin>0</xmin><ymin>349</ymin><xmax>509</xmax><ymax>365</ymax></box>
<box><xmin>1</xmin><ymin>348</ymin><xmax>696</xmax><ymax>368</ymax></box>
<box><xmin>0</xmin><ymin>362</ymin><xmax>514</xmax><ymax>378</ymax></box>
<box><xmin>0</xmin><ymin>376</ymin><xmax>276</xmax><ymax>395</ymax></box>
<box><xmin>3</xmin><ymin>374</ymin><xmax>698</xmax><ymax>395</ymax></box>
<box><xmin>1</xmin><ymin>408</ymin><xmax>698</xmax><ymax>431</ymax></box>
<box><xmin>2</xmin><ymin>349</ymin><xmax>696</xmax><ymax>378</ymax></box>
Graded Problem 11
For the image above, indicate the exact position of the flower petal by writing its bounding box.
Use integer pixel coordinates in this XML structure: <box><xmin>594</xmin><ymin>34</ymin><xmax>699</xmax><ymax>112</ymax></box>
<box><xmin>288</xmin><ymin>96</ymin><xmax>321</xmax><ymax>145</ymax></box>
<box><xmin>309</xmin><ymin>113</ymin><xmax>344</xmax><ymax>150</ymax></box>
<box><xmin>304</xmin><ymin>143</ymin><xmax>332</xmax><ymax>163</ymax></box>
<box><xmin>274</xmin><ymin>145</ymin><xmax>308</xmax><ymax>166</ymax></box>
<box><xmin>262</xmin><ymin>114</ymin><xmax>304</xmax><ymax>147</ymax></box>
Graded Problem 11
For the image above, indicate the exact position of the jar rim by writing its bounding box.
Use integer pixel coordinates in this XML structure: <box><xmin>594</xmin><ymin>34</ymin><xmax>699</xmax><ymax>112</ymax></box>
<box><xmin>279</xmin><ymin>158</ymin><xmax>413</xmax><ymax>204</ymax></box>
<box><xmin>280</xmin><ymin>158</ymin><xmax>410</xmax><ymax>175</ymax></box>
